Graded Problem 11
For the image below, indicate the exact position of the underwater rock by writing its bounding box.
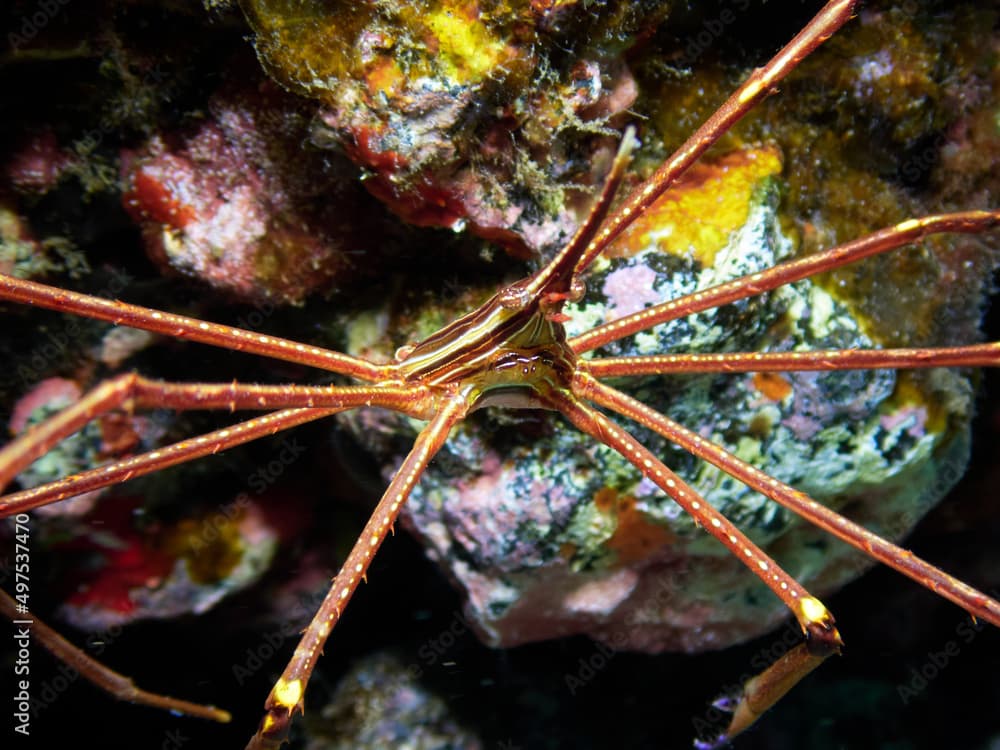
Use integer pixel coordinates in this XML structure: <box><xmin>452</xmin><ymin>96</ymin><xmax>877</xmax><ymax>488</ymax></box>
<box><xmin>58</xmin><ymin>493</ymin><xmax>279</xmax><ymax>631</ymax></box>
<box><xmin>303</xmin><ymin>652</ymin><xmax>484</xmax><ymax>750</ymax></box>
<box><xmin>121</xmin><ymin>73</ymin><xmax>392</xmax><ymax>305</ymax></box>
<box><xmin>95</xmin><ymin>325</ymin><xmax>157</xmax><ymax>369</ymax></box>
<box><xmin>0</xmin><ymin>201</ymin><xmax>46</xmax><ymax>278</ymax></box>
<box><xmin>5</xmin><ymin>129</ymin><xmax>77</xmax><ymax>196</ymax></box>
<box><xmin>339</xmin><ymin>146</ymin><xmax>975</xmax><ymax>651</ymax></box>
<box><xmin>0</xmin><ymin>199</ymin><xmax>85</xmax><ymax>280</ymax></box>
<box><xmin>0</xmin><ymin>0</ymin><xmax>995</xmax><ymax>711</ymax></box>
<box><xmin>240</xmin><ymin>0</ymin><xmax>662</xmax><ymax>257</ymax></box>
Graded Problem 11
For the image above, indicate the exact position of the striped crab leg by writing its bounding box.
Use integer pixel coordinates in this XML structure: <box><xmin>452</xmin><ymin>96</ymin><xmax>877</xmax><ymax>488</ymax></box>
<box><xmin>571</xmin><ymin>211</ymin><xmax>1000</xmax><ymax>355</ymax></box>
<box><xmin>545</xmin><ymin>385</ymin><xmax>844</xmax><ymax>746</ymax></box>
<box><xmin>0</xmin><ymin>274</ymin><xmax>388</xmax><ymax>380</ymax></box>
<box><xmin>245</xmin><ymin>394</ymin><xmax>468</xmax><ymax>750</ymax></box>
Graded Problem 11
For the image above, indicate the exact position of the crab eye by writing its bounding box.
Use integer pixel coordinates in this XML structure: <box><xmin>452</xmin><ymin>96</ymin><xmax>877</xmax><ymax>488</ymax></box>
<box><xmin>489</xmin><ymin>351</ymin><xmax>521</xmax><ymax>371</ymax></box>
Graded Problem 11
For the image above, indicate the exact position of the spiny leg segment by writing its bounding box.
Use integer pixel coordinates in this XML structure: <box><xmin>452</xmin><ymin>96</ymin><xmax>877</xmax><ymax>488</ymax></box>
<box><xmin>586</xmin><ymin>342</ymin><xmax>1000</xmax><ymax>378</ymax></box>
<box><xmin>576</xmin><ymin>373</ymin><xmax>1000</xmax><ymax>628</ymax></box>
<box><xmin>0</xmin><ymin>369</ymin><xmax>436</xmax><ymax>719</ymax></box>
<box><xmin>0</xmin><ymin>379</ymin><xmax>435</xmax><ymax>515</ymax></box>
<box><xmin>0</xmin><ymin>274</ymin><xmax>387</xmax><ymax>380</ymax></box>
<box><xmin>546</xmin><ymin>386</ymin><xmax>844</xmax><ymax>746</ymax></box>
<box><xmin>1</xmin><ymin>0</ymin><xmax>998</xmax><ymax>745</ymax></box>
<box><xmin>0</xmin><ymin>588</ymin><xmax>231</xmax><ymax>723</ymax></box>
<box><xmin>246</xmin><ymin>395</ymin><xmax>468</xmax><ymax>750</ymax></box>
<box><xmin>568</xmin><ymin>0</ymin><xmax>860</xmax><ymax>279</ymax></box>
<box><xmin>571</xmin><ymin>210</ymin><xmax>1000</xmax><ymax>354</ymax></box>
<box><xmin>0</xmin><ymin>374</ymin><xmax>431</xmax><ymax>489</ymax></box>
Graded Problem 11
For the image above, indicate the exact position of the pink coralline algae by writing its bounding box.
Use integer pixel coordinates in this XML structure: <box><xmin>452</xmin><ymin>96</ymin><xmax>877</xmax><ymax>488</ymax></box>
<box><xmin>601</xmin><ymin>263</ymin><xmax>665</xmax><ymax>319</ymax></box>
<box><xmin>9</xmin><ymin>377</ymin><xmax>83</xmax><ymax>435</ymax></box>
<box><xmin>316</xmin><ymin>63</ymin><xmax>637</xmax><ymax>258</ymax></box>
<box><xmin>121</xmin><ymin>75</ymin><xmax>392</xmax><ymax>305</ymax></box>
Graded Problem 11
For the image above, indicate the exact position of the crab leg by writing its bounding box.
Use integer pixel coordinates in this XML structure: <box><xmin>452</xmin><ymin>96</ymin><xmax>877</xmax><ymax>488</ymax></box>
<box><xmin>246</xmin><ymin>394</ymin><xmax>468</xmax><ymax>750</ymax></box>
<box><xmin>0</xmin><ymin>589</ymin><xmax>231</xmax><ymax>723</ymax></box>
<box><xmin>546</xmin><ymin>387</ymin><xmax>842</xmax><ymax>639</ymax></box>
<box><xmin>0</xmin><ymin>374</ymin><xmax>431</xmax><ymax>494</ymax></box>
<box><xmin>524</xmin><ymin>126</ymin><xmax>636</xmax><ymax>299</ymax></box>
<box><xmin>570</xmin><ymin>210</ymin><xmax>1000</xmax><ymax>353</ymax></box>
<box><xmin>0</xmin><ymin>385</ymin><xmax>439</xmax><ymax>721</ymax></box>
<box><xmin>585</xmin><ymin>342</ymin><xmax>1000</xmax><ymax>378</ymax></box>
<box><xmin>574</xmin><ymin>0</ymin><xmax>859</xmax><ymax>275</ymax></box>
<box><xmin>0</xmin><ymin>409</ymin><xmax>328</xmax><ymax>515</ymax></box>
<box><xmin>0</xmin><ymin>380</ymin><xmax>433</xmax><ymax>516</ymax></box>
<box><xmin>693</xmin><ymin>640</ymin><xmax>834</xmax><ymax>750</ymax></box>
<box><xmin>576</xmin><ymin>372</ymin><xmax>1000</xmax><ymax>628</ymax></box>
<box><xmin>546</xmin><ymin>386</ymin><xmax>843</xmax><ymax>744</ymax></box>
<box><xmin>0</xmin><ymin>273</ymin><xmax>388</xmax><ymax>380</ymax></box>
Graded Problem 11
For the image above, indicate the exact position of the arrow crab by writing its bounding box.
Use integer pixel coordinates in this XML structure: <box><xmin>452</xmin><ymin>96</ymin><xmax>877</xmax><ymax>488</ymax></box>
<box><xmin>1</xmin><ymin>0</ymin><xmax>999</xmax><ymax>747</ymax></box>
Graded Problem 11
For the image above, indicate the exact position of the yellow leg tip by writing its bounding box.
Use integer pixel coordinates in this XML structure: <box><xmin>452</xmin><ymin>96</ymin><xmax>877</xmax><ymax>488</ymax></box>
<box><xmin>272</xmin><ymin>677</ymin><xmax>303</xmax><ymax>709</ymax></box>
<box><xmin>797</xmin><ymin>595</ymin><xmax>831</xmax><ymax>627</ymax></box>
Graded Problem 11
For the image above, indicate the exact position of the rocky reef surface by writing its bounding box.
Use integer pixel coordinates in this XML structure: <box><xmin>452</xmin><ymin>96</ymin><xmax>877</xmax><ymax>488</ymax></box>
<box><xmin>0</xmin><ymin>1</ymin><xmax>998</xmax><ymax>749</ymax></box>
